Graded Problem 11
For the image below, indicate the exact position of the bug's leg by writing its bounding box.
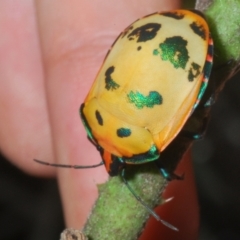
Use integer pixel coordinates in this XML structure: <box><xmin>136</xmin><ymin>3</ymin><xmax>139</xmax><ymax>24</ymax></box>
<box><xmin>121</xmin><ymin>168</ymin><xmax>178</xmax><ymax>231</ymax></box>
<box><xmin>179</xmin><ymin>115</ymin><xmax>210</xmax><ymax>140</ymax></box>
<box><xmin>34</xmin><ymin>141</ymin><xmax>105</xmax><ymax>169</ymax></box>
<box><xmin>160</xmin><ymin>168</ymin><xmax>184</xmax><ymax>181</ymax></box>
<box><xmin>33</xmin><ymin>159</ymin><xmax>104</xmax><ymax>169</ymax></box>
<box><xmin>155</xmin><ymin>161</ymin><xmax>184</xmax><ymax>181</ymax></box>
<box><xmin>180</xmin><ymin>91</ymin><xmax>216</xmax><ymax>141</ymax></box>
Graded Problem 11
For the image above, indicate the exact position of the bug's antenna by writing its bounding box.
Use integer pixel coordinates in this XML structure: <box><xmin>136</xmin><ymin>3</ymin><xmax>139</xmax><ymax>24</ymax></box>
<box><xmin>33</xmin><ymin>159</ymin><xmax>104</xmax><ymax>169</ymax></box>
<box><xmin>121</xmin><ymin>168</ymin><xmax>178</xmax><ymax>231</ymax></box>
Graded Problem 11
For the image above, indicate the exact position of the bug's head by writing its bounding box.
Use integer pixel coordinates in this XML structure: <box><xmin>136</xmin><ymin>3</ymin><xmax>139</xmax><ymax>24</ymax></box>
<box><xmin>79</xmin><ymin>101</ymin><xmax>159</xmax><ymax>171</ymax></box>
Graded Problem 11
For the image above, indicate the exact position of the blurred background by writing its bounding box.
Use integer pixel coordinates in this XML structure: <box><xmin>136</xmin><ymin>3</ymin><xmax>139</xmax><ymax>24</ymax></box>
<box><xmin>0</xmin><ymin>155</ymin><xmax>64</xmax><ymax>240</ymax></box>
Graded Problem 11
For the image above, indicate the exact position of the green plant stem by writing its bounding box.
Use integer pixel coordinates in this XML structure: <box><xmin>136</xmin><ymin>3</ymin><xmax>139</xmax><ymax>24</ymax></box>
<box><xmin>83</xmin><ymin>164</ymin><xmax>167</xmax><ymax>240</ymax></box>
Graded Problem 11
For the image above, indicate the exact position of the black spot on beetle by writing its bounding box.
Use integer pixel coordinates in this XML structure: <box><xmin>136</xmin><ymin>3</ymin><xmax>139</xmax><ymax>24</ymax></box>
<box><xmin>105</xmin><ymin>66</ymin><xmax>120</xmax><ymax>91</ymax></box>
<box><xmin>188</xmin><ymin>62</ymin><xmax>201</xmax><ymax>81</ymax></box>
<box><xmin>161</xmin><ymin>11</ymin><xmax>184</xmax><ymax>20</ymax></box>
<box><xmin>95</xmin><ymin>110</ymin><xmax>103</xmax><ymax>126</ymax></box>
<box><xmin>117</xmin><ymin>128</ymin><xmax>131</xmax><ymax>138</ymax></box>
<box><xmin>137</xmin><ymin>46</ymin><xmax>142</xmax><ymax>51</ymax></box>
<box><xmin>127</xmin><ymin>23</ymin><xmax>161</xmax><ymax>42</ymax></box>
<box><xmin>190</xmin><ymin>21</ymin><xmax>206</xmax><ymax>40</ymax></box>
<box><xmin>105</xmin><ymin>66</ymin><xmax>114</xmax><ymax>76</ymax></box>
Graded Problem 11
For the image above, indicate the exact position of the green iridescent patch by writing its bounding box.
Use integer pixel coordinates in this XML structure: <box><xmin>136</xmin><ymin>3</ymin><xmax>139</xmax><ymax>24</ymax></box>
<box><xmin>148</xmin><ymin>145</ymin><xmax>158</xmax><ymax>157</ymax></box>
<box><xmin>127</xmin><ymin>91</ymin><xmax>163</xmax><ymax>109</ymax></box>
<box><xmin>105</xmin><ymin>66</ymin><xmax>120</xmax><ymax>91</ymax></box>
<box><xmin>188</xmin><ymin>62</ymin><xmax>201</xmax><ymax>81</ymax></box>
<box><xmin>154</xmin><ymin>36</ymin><xmax>189</xmax><ymax>69</ymax></box>
<box><xmin>123</xmin><ymin>144</ymin><xmax>159</xmax><ymax>164</ymax></box>
<box><xmin>121</xmin><ymin>25</ymin><xmax>134</xmax><ymax>39</ymax></box>
<box><xmin>116</xmin><ymin>128</ymin><xmax>131</xmax><ymax>138</ymax></box>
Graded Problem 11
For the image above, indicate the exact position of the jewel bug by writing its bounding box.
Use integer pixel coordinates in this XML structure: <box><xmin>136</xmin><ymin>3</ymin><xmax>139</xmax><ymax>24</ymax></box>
<box><xmin>35</xmin><ymin>9</ymin><xmax>214</xmax><ymax>231</ymax></box>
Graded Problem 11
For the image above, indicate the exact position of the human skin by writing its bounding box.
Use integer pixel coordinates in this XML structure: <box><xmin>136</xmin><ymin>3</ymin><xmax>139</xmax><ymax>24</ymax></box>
<box><xmin>0</xmin><ymin>1</ymin><xmax>199</xmax><ymax>239</ymax></box>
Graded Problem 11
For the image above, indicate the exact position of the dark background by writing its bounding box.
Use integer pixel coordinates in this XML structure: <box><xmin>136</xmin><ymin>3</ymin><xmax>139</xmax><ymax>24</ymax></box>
<box><xmin>0</xmin><ymin>156</ymin><xmax>64</xmax><ymax>240</ymax></box>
